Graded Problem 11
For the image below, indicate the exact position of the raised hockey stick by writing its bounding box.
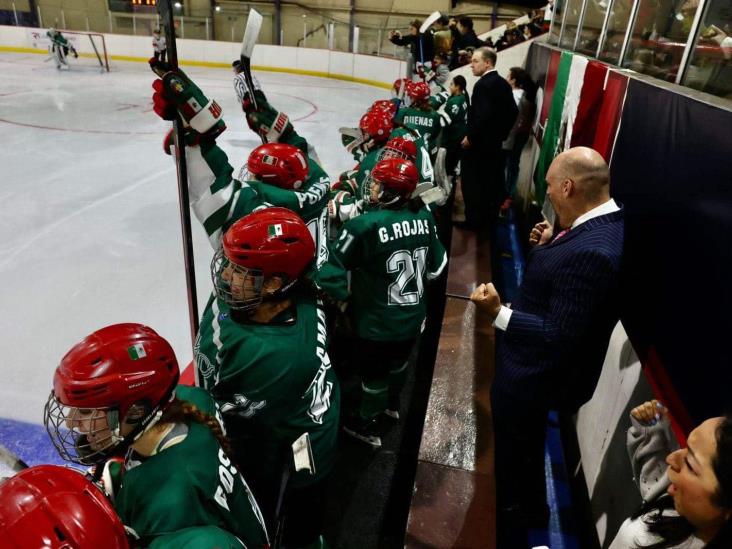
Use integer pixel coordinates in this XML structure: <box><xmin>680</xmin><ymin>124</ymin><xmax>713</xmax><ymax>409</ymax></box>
<box><xmin>156</xmin><ymin>0</ymin><xmax>200</xmax><ymax>346</ymax></box>
<box><xmin>0</xmin><ymin>443</ymin><xmax>29</xmax><ymax>475</ymax></box>
<box><xmin>417</xmin><ymin>11</ymin><xmax>441</xmax><ymax>81</ymax></box>
<box><xmin>240</xmin><ymin>9</ymin><xmax>263</xmax><ymax>113</ymax></box>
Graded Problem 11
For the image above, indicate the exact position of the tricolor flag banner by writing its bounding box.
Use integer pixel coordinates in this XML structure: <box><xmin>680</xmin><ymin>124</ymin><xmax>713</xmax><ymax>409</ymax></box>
<box><xmin>569</xmin><ymin>61</ymin><xmax>609</xmax><ymax>149</ymax></box>
<box><xmin>559</xmin><ymin>55</ymin><xmax>589</xmax><ymax>152</ymax></box>
<box><xmin>127</xmin><ymin>343</ymin><xmax>147</xmax><ymax>361</ymax></box>
<box><xmin>533</xmin><ymin>50</ymin><xmax>573</xmax><ymax>205</ymax></box>
<box><xmin>268</xmin><ymin>224</ymin><xmax>283</xmax><ymax>237</ymax></box>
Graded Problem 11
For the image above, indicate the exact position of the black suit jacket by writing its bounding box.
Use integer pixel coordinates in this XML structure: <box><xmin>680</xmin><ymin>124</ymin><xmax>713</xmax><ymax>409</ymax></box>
<box><xmin>466</xmin><ymin>70</ymin><xmax>518</xmax><ymax>149</ymax></box>
<box><xmin>494</xmin><ymin>209</ymin><xmax>625</xmax><ymax>412</ymax></box>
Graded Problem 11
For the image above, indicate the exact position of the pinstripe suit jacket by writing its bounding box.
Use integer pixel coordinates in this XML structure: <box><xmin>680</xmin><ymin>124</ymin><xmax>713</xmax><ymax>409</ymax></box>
<box><xmin>494</xmin><ymin>208</ymin><xmax>624</xmax><ymax>412</ymax></box>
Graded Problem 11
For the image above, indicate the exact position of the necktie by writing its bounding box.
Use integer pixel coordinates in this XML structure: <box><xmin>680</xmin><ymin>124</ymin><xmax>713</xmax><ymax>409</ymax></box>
<box><xmin>553</xmin><ymin>228</ymin><xmax>570</xmax><ymax>242</ymax></box>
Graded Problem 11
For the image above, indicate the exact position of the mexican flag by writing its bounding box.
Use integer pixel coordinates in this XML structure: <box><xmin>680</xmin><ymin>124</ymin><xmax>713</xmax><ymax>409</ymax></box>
<box><xmin>127</xmin><ymin>343</ymin><xmax>147</xmax><ymax>361</ymax></box>
<box><xmin>268</xmin><ymin>224</ymin><xmax>283</xmax><ymax>237</ymax></box>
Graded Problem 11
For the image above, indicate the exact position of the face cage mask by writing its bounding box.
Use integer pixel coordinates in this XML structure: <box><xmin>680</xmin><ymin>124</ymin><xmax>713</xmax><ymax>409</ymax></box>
<box><xmin>377</xmin><ymin>145</ymin><xmax>412</xmax><ymax>164</ymax></box>
<box><xmin>364</xmin><ymin>177</ymin><xmax>401</xmax><ymax>208</ymax></box>
<box><xmin>211</xmin><ymin>248</ymin><xmax>265</xmax><ymax>314</ymax></box>
<box><xmin>44</xmin><ymin>394</ymin><xmax>123</xmax><ymax>466</ymax></box>
<box><xmin>237</xmin><ymin>165</ymin><xmax>253</xmax><ymax>183</ymax></box>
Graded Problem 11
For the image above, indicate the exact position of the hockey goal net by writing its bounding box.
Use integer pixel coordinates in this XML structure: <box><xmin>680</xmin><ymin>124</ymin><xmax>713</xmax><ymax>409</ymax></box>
<box><xmin>47</xmin><ymin>30</ymin><xmax>110</xmax><ymax>72</ymax></box>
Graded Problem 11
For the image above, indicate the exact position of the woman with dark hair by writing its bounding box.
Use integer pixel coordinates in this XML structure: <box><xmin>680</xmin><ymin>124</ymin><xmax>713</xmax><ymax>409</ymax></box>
<box><xmin>609</xmin><ymin>400</ymin><xmax>732</xmax><ymax>548</ymax></box>
<box><xmin>502</xmin><ymin>67</ymin><xmax>536</xmax><ymax>198</ymax></box>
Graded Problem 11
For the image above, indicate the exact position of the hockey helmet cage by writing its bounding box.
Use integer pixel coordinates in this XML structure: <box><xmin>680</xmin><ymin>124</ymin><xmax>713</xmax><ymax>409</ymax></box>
<box><xmin>407</xmin><ymin>81</ymin><xmax>431</xmax><ymax>103</ymax></box>
<box><xmin>212</xmin><ymin>207</ymin><xmax>315</xmax><ymax>313</ymax></box>
<box><xmin>382</xmin><ymin>136</ymin><xmax>418</xmax><ymax>161</ymax></box>
<box><xmin>370</xmin><ymin>158</ymin><xmax>419</xmax><ymax>205</ymax></box>
<box><xmin>359</xmin><ymin>110</ymin><xmax>393</xmax><ymax>144</ymax></box>
<box><xmin>0</xmin><ymin>465</ymin><xmax>129</xmax><ymax>549</ymax></box>
<box><xmin>247</xmin><ymin>143</ymin><xmax>309</xmax><ymax>190</ymax></box>
<box><xmin>44</xmin><ymin>323</ymin><xmax>179</xmax><ymax>465</ymax></box>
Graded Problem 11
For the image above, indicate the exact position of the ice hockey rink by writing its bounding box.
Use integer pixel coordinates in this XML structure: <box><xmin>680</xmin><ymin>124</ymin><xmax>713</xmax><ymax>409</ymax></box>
<box><xmin>0</xmin><ymin>51</ymin><xmax>383</xmax><ymax>471</ymax></box>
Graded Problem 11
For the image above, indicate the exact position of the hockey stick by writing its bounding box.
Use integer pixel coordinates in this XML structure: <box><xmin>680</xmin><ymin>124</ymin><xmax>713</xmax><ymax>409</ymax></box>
<box><xmin>156</xmin><ymin>0</ymin><xmax>200</xmax><ymax>346</ymax></box>
<box><xmin>272</xmin><ymin>433</ymin><xmax>315</xmax><ymax>548</ymax></box>
<box><xmin>417</xmin><ymin>11</ymin><xmax>441</xmax><ymax>81</ymax></box>
<box><xmin>0</xmin><ymin>443</ymin><xmax>29</xmax><ymax>475</ymax></box>
<box><xmin>240</xmin><ymin>9</ymin><xmax>263</xmax><ymax>113</ymax></box>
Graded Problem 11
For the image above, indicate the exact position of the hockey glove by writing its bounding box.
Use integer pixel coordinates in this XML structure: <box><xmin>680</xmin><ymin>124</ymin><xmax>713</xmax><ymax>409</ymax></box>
<box><xmin>151</xmin><ymin>65</ymin><xmax>226</xmax><ymax>138</ymax></box>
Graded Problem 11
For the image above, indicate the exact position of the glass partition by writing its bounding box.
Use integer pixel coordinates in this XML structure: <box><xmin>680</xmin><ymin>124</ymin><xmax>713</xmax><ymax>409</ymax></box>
<box><xmin>576</xmin><ymin>0</ymin><xmax>610</xmax><ymax>55</ymax></box>
<box><xmin>598</xmin><ymin>0</ymin><xmax>635</xmax><ymax>63</ymax></box>
<box><xmin>549</xmin><ymin>0</ymin><xmax>565</xmax><ymax>44</ymax></box>
<box><xmin>559</xmin><ymin>0</ymin><xmax>585</xmax><ymax>48</ymax></box>
<box><xmin>621</xmin><ymin>0</ymin><xmax>702</xmax><ymax>82</ymax></box>
<box><xmin>681</xmin><ymin>0</ymin><xmax>732</xmax><ymax>99</ymax></box>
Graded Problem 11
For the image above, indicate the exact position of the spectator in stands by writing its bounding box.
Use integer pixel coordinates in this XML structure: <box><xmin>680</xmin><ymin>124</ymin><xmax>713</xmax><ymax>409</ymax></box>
<box><xmin>610</xmin><ymin>400</ymin><xmax>732</xmax><ymax>549</ymax></box>
<box><xmin>432</xmin><ymin>16</ymin><xmax>453</xmax><ymax>57</ymax></box>
<box><xmin>460</xmin><ymin>47</ymin><xmax>517</xmax><ymax>230</ymax></box>
<box><xmin>470</xmin><ymin>147</ymin><xmax>624</xmax><ymax>548</ymax></box>
<box><xmin>390</xmin><ymin>20</ymin><xmax>435</xmax><ymax>81</ymax></box>
<box><xmin>430</xmin><ymin>52</ymin><xmax>450</xmax><ymax>87</ymax></box>
<box><xmin>449</xmin><ymin>17</ymin><xmax>484</xmax><ymax>69</ymax></box>
<box><xmin>502</xmin><ymin>67</ymin><xmax>536</xmax><ymax>198</ymax></box>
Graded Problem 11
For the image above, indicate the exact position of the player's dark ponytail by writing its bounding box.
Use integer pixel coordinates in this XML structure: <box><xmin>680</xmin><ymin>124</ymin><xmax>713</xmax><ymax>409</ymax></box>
<box><xmin>159</xmin><ymin>398</ymin><xmax>233</xmax><ymax>457</ymax></box>
<box><xmin>452</xmin><ymin>75</ymin><xmax>470</xmax><ymax>108</ymax></box>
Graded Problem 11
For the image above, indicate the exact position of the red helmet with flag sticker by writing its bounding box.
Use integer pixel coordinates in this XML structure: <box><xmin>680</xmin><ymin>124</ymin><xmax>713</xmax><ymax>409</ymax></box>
<box><xmin>392</xmin><ymin>78</ymin><xmax>412</xmax><ymax>96</ymax></box>
<box><xmin>0</xmin><ymin>465</ymin><xmax>129</xmax><ymax>549</ymax></box>
<box><xmin>212</xmin><ymin>207</ymin><xmax>315</xmax><ymax>313</ymax></box>
<box><xmin>247</xmin><ymin>143</ymin><xmax>309</xmax><ymax>190</ymax></box>
<box><xmin>407</xmin><ymin>81</ymin><xmax>431</xmax><ymax>104</ymax></box>
<box><xmin>359</xmin><ymin>110</ymin><xmax>393</xmax><ymax>144</ymax></box>
<box><xmin>381</xmin><ymin>136</ymin><xmax>418</xmax><ymax>161</ymax></box>
<box><xmin>370</xmin><ymin>99</ymin><xmax>397</xmax><ymax>116</ymax></box>
<box><xmin>370</xmin><ymin>158</ymin><xmax>418</xmax><ymax>205</ymax></box>
<box><xmin>44</xmin><ymin>324</ymin><xmax>179</xmax><ymax>465</ymax></box>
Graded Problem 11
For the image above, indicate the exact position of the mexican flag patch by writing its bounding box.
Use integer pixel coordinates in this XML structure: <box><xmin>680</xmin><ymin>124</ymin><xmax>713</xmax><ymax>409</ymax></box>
<box><xmin>127</xmin><ymin>343</ymin><xmax>147</xmax><ymax>361</ymax></box>
<box><xmin>268</xmin><ymin>224</ymin><xmax>283</xmax><ymax>237</ymax></box>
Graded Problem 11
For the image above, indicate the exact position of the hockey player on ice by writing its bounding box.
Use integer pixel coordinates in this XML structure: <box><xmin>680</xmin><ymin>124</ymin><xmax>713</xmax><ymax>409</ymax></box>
<box><xmin>47</xmin><ymin>27</ymin><xmax>77</xmax><ymax>69</ymax></box>
<box><xmin>196</xmin><ymin>209</ymin><xmax>340</xmax><ymax>548</ymax></box>
<box><xmin>316</xmin><ymin>157</ymin><xmax>447</xmax><ymax>447</ymax></box>
<box><xmin>152</xmin><ymin>29</ymin><xmax>167</xmax><ymax>64</ymax></box>
<box><xmin>43</xmin><ymin>323</ymin><xmax>270</xmax><ymax>548</ymax></box>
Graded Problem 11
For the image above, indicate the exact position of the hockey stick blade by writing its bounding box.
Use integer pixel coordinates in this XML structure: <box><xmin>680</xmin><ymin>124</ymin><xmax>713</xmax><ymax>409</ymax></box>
<box><xmin>420</xmin><ymin>11</ymin><xmax>442</xmax><ymax>33</ymax></box>
<box><xmin>0</xmin><ymin>443</ymin><xmax>29</xmax><ymax>474</ymax></box>
<box><xmin>241</xmin><ymin>9</ymin><xmax>263</xmax><ymax>61</ymax></box>
<box><xmin>292</xmin><ymin>432</ymin><xmax>315</xmax><ymax>475</ymax></box>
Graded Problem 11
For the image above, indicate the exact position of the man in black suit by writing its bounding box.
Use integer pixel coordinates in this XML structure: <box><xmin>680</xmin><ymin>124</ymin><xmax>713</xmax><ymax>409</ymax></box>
<box><xmin>471</xmin><ymin>147</ymin><xmax>625</xmax><ymax>548</ymax></box>
<box><xmin>461</xmin><ymin>47</ymin><xmax>517</xmax><ymax>230</ymax></box>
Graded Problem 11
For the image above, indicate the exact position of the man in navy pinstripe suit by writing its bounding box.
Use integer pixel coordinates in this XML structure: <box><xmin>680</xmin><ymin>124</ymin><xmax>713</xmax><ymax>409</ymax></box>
<box><xmin>471</xmin><ymin>147</ymin><xmax>624</xmax><ymax>547</ymax></box>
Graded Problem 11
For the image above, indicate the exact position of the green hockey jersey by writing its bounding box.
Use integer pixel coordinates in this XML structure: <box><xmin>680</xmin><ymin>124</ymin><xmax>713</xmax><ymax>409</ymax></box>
<box><xmin>438</xmin><ymin>94</ymin><xmax>469</xmax><ymax>148</ymax></box>
<box><xmin>428</xmin><ymin>88</ymin><xmax>450</xmax><ymax>110</ymax></box>
<box><xmin>316</xmin><ymin>206</ymin><xmax>447</xmax><ymax>341</ymax></box>
<box><xmin>194</xmin><ymin>291</ymin><xmax>340</xmax><ymax>487</ymax></box>
<box><xmin>330</xmin><ymin>128</ymin><xmax>434</xmax><ymax>224</ymax></box>
<box><xmin>114</xmin><ymin>385</ymin><xmax>269</xmax><ymax>548</ymax></box>
<box><xmin>187</xmin><ymin>140</ymin><xmax>330</xmax><ymax>264</ymax></box>
<box><xmin>246</xmin><ymin>156</ymin><xmax>330</xmax><ymax>267</ymax></box>
<box><xmin>148</xmin><ymin>526</ymin><xmax>245</xmax><ymax>548</ymax></box>
<box><xmin>395</xmin><ymin>107</ymin><xmax>442</xmax><ymax>157</ymax></box>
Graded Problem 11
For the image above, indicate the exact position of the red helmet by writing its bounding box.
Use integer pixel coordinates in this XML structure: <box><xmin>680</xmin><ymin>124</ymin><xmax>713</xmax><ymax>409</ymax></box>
<box><xmin>407</xmin><ymin>81</ymin><xmax>431</xmax><ymax>103</ymax></box>
<box><xmin>44</xmin><ymin>323</ymin><xmax>179</xmax><ymax>465</ymax></box>
<box><xmin>370</xmin><ymin>158</ymin><xmax>418</xmax><ymax>205</ymax></box>
<box><xmin>370</xmin><ymin>100</ymin><xmax>397</xmax><ymax>116</ymax></box>
<box><xmin>381</xmin><ymin>136</ymin><xmax>418</xmax><ymax>161</ymax></box>
<box><xmin>212</xmin><ymin>207</ymin><xmax>315</xmax><ymax>313</ymax></box>
<box><xmin>359</xmin><ymin>110</ymin><xmax>393</xmax><ymax>143</ymax></box>
<box><xmin>247</xmin><ymin>143</ymin><xmax>309</xmax><ymax>190</ymax></box>
<box><xmin>392</xmin><ymin>78</ymin><xmax>411</xmax><ymax>95</ymax></box>
<box><xmin>0</xmin><ymin>465</ymin><xmax>128</xmax><ymax>549</ymax></box>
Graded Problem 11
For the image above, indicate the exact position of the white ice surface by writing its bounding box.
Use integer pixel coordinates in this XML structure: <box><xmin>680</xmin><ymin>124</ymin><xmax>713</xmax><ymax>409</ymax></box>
<box><xmin>0</xmin><ymin>52</ymin><xmax>383</xmax><ymax>424</ymax></box>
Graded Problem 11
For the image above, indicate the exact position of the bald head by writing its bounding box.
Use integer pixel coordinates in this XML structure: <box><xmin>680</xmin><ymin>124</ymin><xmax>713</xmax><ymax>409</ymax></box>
<box><xmin>552</xmin><ymin>147</ymin><xmax>610</xmax><ymax>203</ymax></box>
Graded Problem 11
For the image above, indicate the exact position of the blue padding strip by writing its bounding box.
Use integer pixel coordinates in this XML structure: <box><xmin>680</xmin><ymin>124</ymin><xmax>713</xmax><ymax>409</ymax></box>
<box><xmin>0</xmin><ymin>418</ymin><xmax>70</xmax><ymax>468</ymax></box>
